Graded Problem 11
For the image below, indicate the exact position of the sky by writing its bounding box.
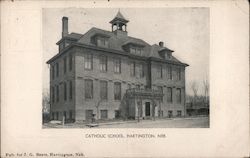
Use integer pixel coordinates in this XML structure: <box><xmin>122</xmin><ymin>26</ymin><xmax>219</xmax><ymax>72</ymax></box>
<box><xmin>43</xmin><ymin>8</ymin><xmax>209</xmax><ymax>95</ymax></box>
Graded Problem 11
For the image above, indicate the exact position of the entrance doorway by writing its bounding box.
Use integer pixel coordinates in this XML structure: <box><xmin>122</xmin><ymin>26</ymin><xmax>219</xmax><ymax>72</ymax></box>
<box><xmin>145</xmin><ymin>102</ymin><xmax>151</xmax><ymax>116</ymax></box>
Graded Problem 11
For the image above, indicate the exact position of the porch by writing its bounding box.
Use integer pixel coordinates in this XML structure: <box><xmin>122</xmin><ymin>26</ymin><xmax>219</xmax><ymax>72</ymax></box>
<box><xmin>125</xmin><ymin>88</ymin><xmax>164</xmax><ymax>119</ymax></box>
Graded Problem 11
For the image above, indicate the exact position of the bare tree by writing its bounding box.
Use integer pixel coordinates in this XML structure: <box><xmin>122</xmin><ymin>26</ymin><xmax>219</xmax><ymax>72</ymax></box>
<box><xmin>203</xmin><ymin>76</ymin><xmax>209</xmax><ymax>104</ymax></box>
<box><xmin>191</xmin><ymin>81</ymin><xmax>199</xmax><ymax>97</ymax></box>
<box><xmin>42</xmin><ymin>91</ymin><xmax>50</xmax><ymax>114</ymax></box>
<box><xmin>190</xmin><ymin>81</ymin><xmax>199</xmax><ymax>107</ymax></box>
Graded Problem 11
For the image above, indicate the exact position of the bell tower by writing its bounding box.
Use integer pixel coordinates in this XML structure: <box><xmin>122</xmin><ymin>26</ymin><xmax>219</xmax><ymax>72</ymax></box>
<box><xmin>110</xmin><ymin>10</ymin><xmax>129</xmax><ymax>36</ymax></box>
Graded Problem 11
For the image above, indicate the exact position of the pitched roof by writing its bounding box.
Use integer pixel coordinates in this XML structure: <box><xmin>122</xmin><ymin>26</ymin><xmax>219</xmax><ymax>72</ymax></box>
<box><xmin>50</xmin><ymin>27</ymin><xmax>188</xmax><ymax>66</ymax></box>
<box><xmin>110</xmin><ymin>11</ymin><xmax>129</xmax><ymax>23</ymax></box>
<box><xmin>66</xmin><ymin>32</ymin><xmax>82</xmax><ymax>39</ymax></box>
<box><xmin>77</xmin><ymin>27</ymin><xmax>151</xmax><ymax>57</ymax></box>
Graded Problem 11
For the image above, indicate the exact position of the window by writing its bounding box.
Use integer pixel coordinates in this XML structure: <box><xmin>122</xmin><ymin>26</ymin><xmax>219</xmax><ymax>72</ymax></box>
<box><xmin>51</xmin><ymin>86</ymin><xmax>55</xmax><ymax>103</ymax></box>
<box><xmin>56</xmin><ymin>85</ymin><xmax>59</xmax><ymax>102</ymax></box>
<box><xmin>139</xmin><ymin>63</ymin><xmax>144</xmax><ymax>78</ymax></box>
<box><xmin>176</xmin><ymin>88</ymin><xmax>181</xmax><ymax>103</ymax></box>
<box><xmin>130</xmin><ymin>47</ymin><xmax>142</xmax><ymax>55</ymax></box>
<box><xmin>84</xmin><ymin>53</ymin><xmax>93</xmax><ymax>70</ymax></box>
<box><xmin>52</xmin><ymin>65</ymin><xmax>55</xmax><ymax>79</ymax></box>
<box><xmin>59</xmin><ymin>42</ymin><xmax>64</xmax><ymax>52</ymax></box>
<box><xmin>100</xmin><ymin>110</ymin><xmax>108</xmax><ymax>119</ymax></box>
<box><xmin>69</xmin><ymin>81</ymin><xmax>73</xmax><ymax>100</ymax></box>
<box><xmin>167</xmin><ymin>52</ymin><xmax>171</xmax><ymax>59</ymax></box>
<box><xmin>114</xmin><ymin>82</ymin><xmax>121</xmax><ymax>100</ymax></box>
<box><xmin>69</xmin><ymin>55</ymin><xmax>73</xmax><ymax>71</ymax></box>
<box><xmin>177</xmin><ymin>68</ymin><xmax>181</xmax><ymax>80</ymax></box>
<box><xmin>64</xmin><ymin>82</ymin><xmax>67</xmax><ymax>101</ymax></box>
<box><xmin>177</xmin><ymin>110</ymin><xmax>182</xmax><ymax>117</ymax></box>
<box><xmin>167</xmin><ymin>87</ymin><xmax>172</xmax><ymax>103</ymax></box>
<box><xmin>99</xmin><ymin>55</ymin><xmax>107</xmax><ymax>72</ymax></box>
<box><xmin>130</xmin><ymin>61</ymin><xmax>135</xmax><ymax>76</ymax></box>
<box><xmin>136</xmin><ymin>48</ymin><xmax>142</xmax><ymax>55</ymax></box>
<box><xmin>167</xmin><ymin>66</ymin><xmax>172</xmax><ymax>80</ymax></box>
<box><xmin>168</xmin><ymin>110</ymin><xmax>173</xmax><ymax>118</ymax></box>
<box><xmin>65</xmin><ymin>41</ymin><xmax>70</xmax><ymax>47</ymax></box>
<box><xmin>115</xmin><ymin>110</ymin><xmax>120</xmax><ymax>118</ymax></box>
<box><xmin>64</xmin><ymin>57</ymin><xmax>67</xmax><ymax>74</ymax></box>
<box><xmin>130</xmin><ymin>47</ymin><xmax>136</xmax><ymax>54</ymax></box>
<box><xmin>157</xmin><ymin>65</ymin><xmax>163</xmax><ymax>78</ymax></box>
<box><xmin>97</xmin><ymin>38</ymin><xmax>108</xmax><ymax>47</ymax></box>
<box><xmin>85</xmin><ymin>110</ymin><xmax>93</xmax><ymax>120</ymax></box>
<box><xmin>157</xmin><ymin>86</ymin><xmax>163</xmax><ymax>101</ymax></box>
<box><xmin>56</xmin><ymin>63</ymin><xmax>59</xmax><ymax>77</ymax></box>
<box><xmin>114</xmin><ymin>58</ymin><xmax>121</xmax><ymax>73</ymax></box>
<box><xmin>85</xmin><ymin>79</ymin><xmax>93</xmax><ymax>99</ymax></box>
<box><xmin>100</xmin><ymin>80</ymin><xmax>108</xmax><ymax>100</ymax></box>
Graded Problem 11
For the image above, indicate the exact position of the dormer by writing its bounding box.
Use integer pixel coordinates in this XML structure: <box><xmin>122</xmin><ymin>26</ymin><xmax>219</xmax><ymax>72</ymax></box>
<box><xmin>56</xmin><ymin>17</ymin><xmax>81</xmax><ymax>53</ymax></box>
<box><xmin>122</xmin><ymin>42</ymin><xmax>145</xmax><ymax>56</ymax></box>
<box><xmin>158</xmin><ymin>42</ymin><xmax>174</xmax><ymax>60</ymax></box>
<box><xmin>90</xmin><ymin>33</ymin><xmax>111</xmax><ymax>48</ymax></box>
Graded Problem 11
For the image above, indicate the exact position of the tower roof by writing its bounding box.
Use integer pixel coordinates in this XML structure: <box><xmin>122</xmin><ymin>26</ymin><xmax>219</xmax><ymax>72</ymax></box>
<box><xmin>109</xmin><ymin>11</ymin><xmax>129</xmax><ymax>24</ymax></box>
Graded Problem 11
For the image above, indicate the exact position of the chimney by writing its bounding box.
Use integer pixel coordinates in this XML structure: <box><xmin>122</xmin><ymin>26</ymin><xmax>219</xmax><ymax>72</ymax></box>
<box><xmin>159</xmin><ymin>41</ymin><xmax>164</xmax><ymax>47</ymax></box>
<box><xmin>62</xmin><ymin>16</ymin><xmax>68</xmax><ymax>37</ymax></box>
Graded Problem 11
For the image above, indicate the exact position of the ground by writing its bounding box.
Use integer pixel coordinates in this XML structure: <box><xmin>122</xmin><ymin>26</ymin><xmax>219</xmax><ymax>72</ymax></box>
<box><xmin>43</xmin><ymin>116</ymin><xmax>209</xmax><ymax>128</ymax></box>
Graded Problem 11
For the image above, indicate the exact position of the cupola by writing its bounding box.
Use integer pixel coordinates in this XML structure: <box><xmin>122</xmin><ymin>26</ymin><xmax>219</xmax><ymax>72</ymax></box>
<box><xmin>110</xmin><ymin>10</ymin><xmax>129</xmax><ymax>36</ymax></box>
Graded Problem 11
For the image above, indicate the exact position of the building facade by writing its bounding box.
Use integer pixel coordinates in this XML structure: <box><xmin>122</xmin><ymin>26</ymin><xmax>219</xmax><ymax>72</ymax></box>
<box><xmin>47</xmin><ymin>11</ymin><xmax>189</xmax><ymax>122</ymax></box>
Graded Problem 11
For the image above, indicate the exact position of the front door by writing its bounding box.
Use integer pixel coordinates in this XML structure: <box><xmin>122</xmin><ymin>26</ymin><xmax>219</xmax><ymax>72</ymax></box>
<box><xmin>145</xmin><ymin>102</ymin><xmax>151</xmax><ymax>116</ymax></box>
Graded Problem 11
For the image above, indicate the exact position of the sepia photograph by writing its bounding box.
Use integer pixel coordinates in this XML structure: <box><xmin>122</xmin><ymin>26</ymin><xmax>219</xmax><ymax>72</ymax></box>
<box><xmin>1</xmin><ymin>1</ymin><xmax>249</xmax><ymax>157</ymax></box>
<box><xmin>42</xmin><ymin>8</ymin><xmax>210</xmax><ymax>128</ymax></box>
